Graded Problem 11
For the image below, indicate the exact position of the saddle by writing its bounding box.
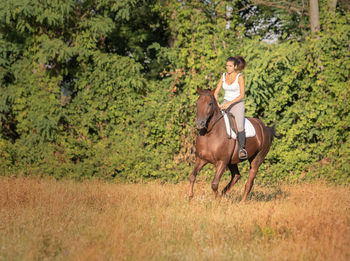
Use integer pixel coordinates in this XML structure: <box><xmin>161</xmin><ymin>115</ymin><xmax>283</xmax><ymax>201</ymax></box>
<box><xmin>227</xmin><ymin>112</ymin><xmax>238</xmax><ymax>137</ymax></box>
<box><xmin>222</xmin><ymin>111</ymin><xmax>256</xmax><ymax>139</ymax></box>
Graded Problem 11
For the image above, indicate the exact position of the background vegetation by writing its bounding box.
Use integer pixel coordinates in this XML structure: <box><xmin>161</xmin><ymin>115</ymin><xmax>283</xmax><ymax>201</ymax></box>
<box><xmin>0</xmin><ymin>0</ymin><xmax>349</xmax><ymax>183</ymax></box>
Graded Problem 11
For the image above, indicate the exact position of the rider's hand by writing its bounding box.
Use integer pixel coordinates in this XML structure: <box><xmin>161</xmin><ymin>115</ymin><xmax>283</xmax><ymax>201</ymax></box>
<box><xmin>220</xmin><ymin>104</ymin><xmax>228</xmax><ymax>110</ymax></box>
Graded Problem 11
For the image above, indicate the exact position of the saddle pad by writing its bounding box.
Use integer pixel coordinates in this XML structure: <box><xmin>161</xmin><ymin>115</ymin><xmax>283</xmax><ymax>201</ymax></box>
<box><xmin>223</xmin><ymin>113</ymin><xmax>256</xmax><ymax>139</ymax></box>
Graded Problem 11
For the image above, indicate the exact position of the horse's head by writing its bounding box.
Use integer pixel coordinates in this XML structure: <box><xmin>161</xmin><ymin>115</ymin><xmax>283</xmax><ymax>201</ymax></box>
<box><xmin>195</xmin><ymin>87</ymin><xmax>217</xmax><ymax>130</ymax></box>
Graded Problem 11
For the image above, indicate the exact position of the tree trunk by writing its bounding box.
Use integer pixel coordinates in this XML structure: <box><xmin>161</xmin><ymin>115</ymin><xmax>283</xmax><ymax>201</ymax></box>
<box><xmin>310</xmin><ymin>0</ymin><xmax>320</xmax><ymax>36</ymax></box>
<box><xmin>328</xmin><ymin>0</ymin><xmax>337</xmax><ymax>13</ymax></box>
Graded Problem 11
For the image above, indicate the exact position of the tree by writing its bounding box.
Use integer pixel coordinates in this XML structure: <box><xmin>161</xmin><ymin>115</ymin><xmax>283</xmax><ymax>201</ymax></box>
<box><xmin>0</xmin><ymin>0</ymin><xmax>349</xmax><ymax>183</ymax></box>
<box><xmin>310</xmin><ymin>0</ymin><xmax>320</xmax><ymax>36</ymax></box>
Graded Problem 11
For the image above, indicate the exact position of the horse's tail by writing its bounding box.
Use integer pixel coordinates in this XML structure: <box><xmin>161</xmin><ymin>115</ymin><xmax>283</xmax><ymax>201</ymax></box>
<box><xmin>267</xmin><ymin>124</ymin><xmax>280</xmax><ymax>142</ymax></box>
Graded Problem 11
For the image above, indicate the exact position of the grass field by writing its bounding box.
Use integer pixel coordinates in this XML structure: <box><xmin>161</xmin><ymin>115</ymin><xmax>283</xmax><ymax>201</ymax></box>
<box><xmin>0</xmin><ymin>176</ymin><xmax>349</xmax><ymax>261</ymax></box>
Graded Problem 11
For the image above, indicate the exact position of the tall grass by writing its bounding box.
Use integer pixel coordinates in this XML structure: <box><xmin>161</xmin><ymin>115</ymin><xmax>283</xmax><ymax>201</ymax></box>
<box><xmin>0</xmin><ymin>176</ymin><xmax>349</xmax><ymax>260</ymax></box>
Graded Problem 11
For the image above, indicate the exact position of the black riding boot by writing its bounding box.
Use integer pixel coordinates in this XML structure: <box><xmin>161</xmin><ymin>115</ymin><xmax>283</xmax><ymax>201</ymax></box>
<box><xmin>237</xmin><ymin>131</ymin><xmax>248</xmax><ymax>160</ymax></box>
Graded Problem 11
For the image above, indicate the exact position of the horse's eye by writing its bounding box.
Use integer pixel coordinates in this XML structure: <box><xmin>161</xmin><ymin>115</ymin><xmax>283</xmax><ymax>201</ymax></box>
<box><xmin>209</xmin><ymin>102</ymin><xmax>213</xmax><ymax>106</ymax></box>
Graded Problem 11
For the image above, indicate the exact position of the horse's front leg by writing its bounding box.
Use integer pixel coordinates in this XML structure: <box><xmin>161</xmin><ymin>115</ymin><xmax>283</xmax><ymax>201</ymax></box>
<box><xmin>189</xmin><ymin>158</ymin><xmax>207</xmax><ymax>198</ymax></box>
<box><xmin>211</xmin><ymin>161</ymin><xmax>227</xmax><ymax>198</ymax></box>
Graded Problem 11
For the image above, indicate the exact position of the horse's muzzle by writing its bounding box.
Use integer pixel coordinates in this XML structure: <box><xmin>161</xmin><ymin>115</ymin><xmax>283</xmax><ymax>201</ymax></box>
<box><xmin>195</xmin><ymin>119</ymin><xmax>206</xmax><ymax>130</ymax></box>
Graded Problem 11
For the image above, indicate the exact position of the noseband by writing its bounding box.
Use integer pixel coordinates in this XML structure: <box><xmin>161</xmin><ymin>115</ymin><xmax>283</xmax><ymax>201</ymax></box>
<box><xmin>198</xmin><ymin>92</ymin><xmax>224</xmax><ymax>133</ymax></box>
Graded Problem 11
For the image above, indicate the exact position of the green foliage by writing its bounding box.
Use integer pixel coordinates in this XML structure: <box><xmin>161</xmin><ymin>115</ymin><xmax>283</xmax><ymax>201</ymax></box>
<box><xmin>0</xmin><ymin>0</ymin><xmax>349</xmax><ymax>184</ymax></box>
<box><xmin>238</xmin><ymin>11</ymin><xmax>350</xmax><ymax>184</ymax></box>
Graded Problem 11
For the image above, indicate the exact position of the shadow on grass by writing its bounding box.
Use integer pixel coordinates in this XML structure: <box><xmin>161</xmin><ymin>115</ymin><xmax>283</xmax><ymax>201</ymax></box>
<box><xmin>224</xmin><ymin>186</ymin><xmax>289</xmax><ymax>202</ymax></box>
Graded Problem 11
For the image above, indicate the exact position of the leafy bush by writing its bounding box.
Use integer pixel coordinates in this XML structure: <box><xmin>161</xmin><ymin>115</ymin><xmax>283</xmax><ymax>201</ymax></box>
<box><xmin>0</xmin><ymin>0</ymin><xmax>349</xmax><ymax>184</ymax></box>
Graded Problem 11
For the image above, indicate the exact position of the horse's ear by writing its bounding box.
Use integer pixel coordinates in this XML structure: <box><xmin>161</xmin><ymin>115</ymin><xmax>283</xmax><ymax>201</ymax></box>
<box><xmin>197</xmin><ymin>86</ymin><xmax>203</xmax><ymax>94</ymax></box>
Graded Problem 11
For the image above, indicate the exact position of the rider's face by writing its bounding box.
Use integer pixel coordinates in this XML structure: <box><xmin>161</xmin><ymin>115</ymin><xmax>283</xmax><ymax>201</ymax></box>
<box><xmin>226</xmin><ymin>61</ymin><xmax>235</xmax><ymax>74</ymax></box>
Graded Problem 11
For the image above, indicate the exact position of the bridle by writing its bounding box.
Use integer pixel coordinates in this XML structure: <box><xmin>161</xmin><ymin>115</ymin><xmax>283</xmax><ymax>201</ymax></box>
<box><xmin>198</xmin><ymin>92</ymin><xmax>224</xmax><ymax>133</ymax></box>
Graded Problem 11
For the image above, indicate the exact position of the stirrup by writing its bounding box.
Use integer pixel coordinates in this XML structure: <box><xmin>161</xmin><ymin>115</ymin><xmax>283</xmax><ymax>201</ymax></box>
<box><xmin>239</xmin><ymin>149</ymin><xmax>248</xmax><ymax>160</ymax></box>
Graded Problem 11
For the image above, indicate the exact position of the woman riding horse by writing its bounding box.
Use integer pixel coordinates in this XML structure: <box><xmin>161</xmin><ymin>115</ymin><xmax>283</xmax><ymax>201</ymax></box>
<box><xmin>190</xmin><ymin>62</ymin><xmax>276</xmax><ymax>201</ymax></box>
<box><xmin>214</xmin><ymin>56</ymin><xmax>247</xmax><ymax>160</ymax></box>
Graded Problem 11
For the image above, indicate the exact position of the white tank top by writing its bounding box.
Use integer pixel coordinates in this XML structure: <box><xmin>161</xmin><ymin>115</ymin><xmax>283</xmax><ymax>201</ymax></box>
<box><xmin>222</xmin><ymin>72</ymin><xmax>241</xmax><ymax>101</ymax></box>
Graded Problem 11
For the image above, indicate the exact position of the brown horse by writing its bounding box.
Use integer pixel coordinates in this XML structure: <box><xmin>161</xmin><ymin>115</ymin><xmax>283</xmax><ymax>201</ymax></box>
<box><xmin>189</xmin><ymin>87</ymin><xmax>276</xmax><ymax>202</ymax></box>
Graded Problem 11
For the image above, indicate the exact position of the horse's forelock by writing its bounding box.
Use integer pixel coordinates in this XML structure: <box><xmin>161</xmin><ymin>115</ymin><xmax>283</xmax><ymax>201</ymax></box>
<box><xmin>202</xmin><ymin>89</ymin><xmax>214</xmax><ymax>95</ymax></box>
<box><xmin>197</xmin><ymin>86</ymin><xmax>214</xmax><ymax>96</ymax></box>
<box><xmin>198</xmin><ymin>89</ymin><xmax>215</xmax><ymax>98</ymax></box>
<box><xmin>198</xmin><ymin>91</ymin><xmax>216</xmax><ymax>104</ymax></box>
<box><xmin>197</xmin><ymin>91</ymin><xmax>218</xmax><ymax>116</ymax></box>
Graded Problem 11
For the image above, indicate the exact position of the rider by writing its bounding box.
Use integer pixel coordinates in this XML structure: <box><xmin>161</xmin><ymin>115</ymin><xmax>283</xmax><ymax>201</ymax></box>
<box><xmin>214</xmin><ymin>56</ymin><xmax>248</xmax><ymax>160</ymax></box>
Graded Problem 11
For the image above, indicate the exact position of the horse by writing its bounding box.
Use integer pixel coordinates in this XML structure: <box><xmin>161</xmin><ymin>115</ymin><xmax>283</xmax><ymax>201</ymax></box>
<box><xmin>189</xmin><ymin>87</ymin><xmax>276</xmax><ymax>202</ymax></box>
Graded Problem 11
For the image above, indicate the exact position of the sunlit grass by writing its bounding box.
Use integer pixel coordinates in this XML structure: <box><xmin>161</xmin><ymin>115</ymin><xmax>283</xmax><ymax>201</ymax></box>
<box><xmin>0</xmin><ymin>176</ymin><xmax>349</xmax><ymax>260</ymax></box>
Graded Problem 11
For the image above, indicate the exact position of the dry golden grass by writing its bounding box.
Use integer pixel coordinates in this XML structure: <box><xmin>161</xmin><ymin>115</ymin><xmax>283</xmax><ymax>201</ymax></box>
<box><xmin>0</xmin><ymin>176</ymin><xmax>349</xmax><ymax>261</ymax></box>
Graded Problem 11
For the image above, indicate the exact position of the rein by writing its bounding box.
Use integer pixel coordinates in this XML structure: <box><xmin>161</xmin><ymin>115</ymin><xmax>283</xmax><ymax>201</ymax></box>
<box><xmin>199</xmin><ymin>92</ymin><xmax>224</xmax><ymax>133</ymax></box>
<box><xmin>206</xmin><ymin>113</ymin><xmax>224</xmax><ymax>133</ymax></box>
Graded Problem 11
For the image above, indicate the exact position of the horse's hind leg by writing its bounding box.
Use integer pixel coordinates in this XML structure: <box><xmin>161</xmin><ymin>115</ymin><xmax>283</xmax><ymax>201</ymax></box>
<box><xmin>189</xmin><ymin>158</ymin><xmax>207</xmax><ymax>198</ymax></box>
<box><xmin>222</xmin><ymin>164</ymin><xmax>241</xmax><ymax>196</ymax></box>
<box><xmin>241</xmin><ymin>154</ymin><xmax>265</xmax><ymax>203</ymax></box>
